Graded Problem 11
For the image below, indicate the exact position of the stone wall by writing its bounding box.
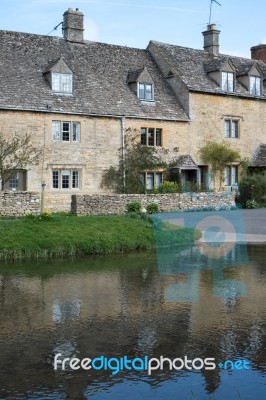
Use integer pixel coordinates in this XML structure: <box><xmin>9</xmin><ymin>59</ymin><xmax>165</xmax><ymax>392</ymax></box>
<box><xmin>71</xmin><ymin>192</ymin><xmax>236</xmax><ymax>215</ymax></box>
<box><xmin>0</xmin><ymin>192</ymin><xmax>40</xmax><ymax>216</ymax></box>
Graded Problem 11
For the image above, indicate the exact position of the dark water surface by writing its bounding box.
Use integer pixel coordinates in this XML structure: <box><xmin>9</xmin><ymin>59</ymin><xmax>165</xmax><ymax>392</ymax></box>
<box><xmin>0</xmin><ymin>245</ymin><xmax>265</xmax><ymax>400</ymax></box>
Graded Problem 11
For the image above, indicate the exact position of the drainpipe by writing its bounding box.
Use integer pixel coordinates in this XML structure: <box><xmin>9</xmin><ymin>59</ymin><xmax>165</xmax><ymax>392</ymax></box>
<box><xmin>121</xmin><ymin>116</ymin><xmax>126</xmax><ymax>193</ymax></box>
<box><xmin>40</xmin><ymin>182</ymin><xmax>46</xmax><ymax>213</ymax></box>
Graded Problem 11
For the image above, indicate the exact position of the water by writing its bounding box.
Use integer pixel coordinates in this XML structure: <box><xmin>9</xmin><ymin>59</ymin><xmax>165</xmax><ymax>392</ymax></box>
<box><xmin>0</xmin><ymin>245</ymin><xmax>265</xmax><ymax>400</ymax></box>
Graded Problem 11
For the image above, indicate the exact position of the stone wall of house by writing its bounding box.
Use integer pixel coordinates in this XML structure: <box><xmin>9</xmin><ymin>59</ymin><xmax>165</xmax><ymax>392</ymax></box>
<box><xmin>71</xmin><ymin>192</ymin><xmax>236</xmax><ymax>215</ymax></box>
<box><xmin>0</xmin><ymin>192</ymin><xmax>40</xmax><ymax>216</ymax></box>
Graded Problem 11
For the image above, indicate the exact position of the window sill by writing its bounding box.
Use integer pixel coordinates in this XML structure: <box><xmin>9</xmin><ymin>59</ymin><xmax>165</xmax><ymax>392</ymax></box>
<box><xmin>140</xmin><ymin>100</ymin><xmax>155</xmax><ymax>105</ymax></box>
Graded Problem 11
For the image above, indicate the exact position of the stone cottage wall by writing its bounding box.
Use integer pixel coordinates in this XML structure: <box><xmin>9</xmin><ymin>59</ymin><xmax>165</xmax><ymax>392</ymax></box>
<box><xmin>71</xmin><ymin>192</ymin><xmax>236</xmax><ymax>215</ymax></box>
<box><xmin>0</xmin><ymin>192</ymin><xmax>40</xmax><ymax>216</ymax></box>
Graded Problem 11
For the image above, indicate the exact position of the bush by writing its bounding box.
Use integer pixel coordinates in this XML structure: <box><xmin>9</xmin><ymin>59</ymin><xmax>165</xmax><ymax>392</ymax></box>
<box><xmin>237</xmin><ymin>174</ymin><xmax>266</xmax><ymax>208</ymax></box>
<box><xmin>157</xmin><ymin>181</ymin><xmax>179</xmax><ymax>193</ymax></box>
<box><xmin>127</xmin><ymin>201</ymin><xmax>141</xmax><ymax>213</ymax></box>
<box><xmin>146</xmin><ymin>203</ymin><xmax>159</xmax><ymax>214</ymax></box>
<box><xmin>246</xmin><ymin>199</ymin><xmax>260</xmax><ymax>209</ymax></box>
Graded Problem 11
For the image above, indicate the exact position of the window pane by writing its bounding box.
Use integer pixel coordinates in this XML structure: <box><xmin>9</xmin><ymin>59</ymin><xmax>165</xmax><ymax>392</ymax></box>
<box><xmin>146</xmin><ymin>173</ymin><xmax>154</xmax><ymax>190</ymax></box>
<box><xmin>52</xmin><ymin>73</ymin><xmax>72</xmax><ymax>93</ymax></box>
<box><xmin>72</xmin><ymin>170</ymin><xmax>79</xmax><ymax>188</ymax></box>
<box><xmin>62</xmin><ymin>122</ymin><xmax>70</xmax><ymax>141</ymax></box>
<box><xmin>145</xmin><ymin>84</ymin><xmax>152</xmax><ymax>100</ymax></box>
<box><xmin>224</xmin><ymin>120</ymin><xmax>230</xmax><ymax>138</ymax></box>
<box><xmin>62</xmin><ymin>170</ymin><xmax>70</xmax><ymax>188</ymax></box>
<box><xmin>156</xmin><ymin>129</ymin><xmax>162</xmax><ymax>146</ymax></box>
<box><xmin>52</xmin><ymin>73</ymin><xmax>60</xmax><ymax>92</ymax></box>
<box><xmin>255</xmin><ymin>77</ymin><xmax>261</xmax><ymax>95</ymax></box>
<box><xmin>9</xmin><ymin>174</ymin><xmax>18</xmax><ymax>190</ymax></box>
<box><xmin>148</xmin><ymin>128</ymin><xmax>154</xmax><ymax>146</ymax></box>
<box><xmin>231</xmin><ymin>166</ymin><xmax>238</xmax><ymax>185</ymax></box>
<box><xmin>222</xmin><ymin>72</ymin><xmax>234</xmax><ymax>92</ymax></box>
<box><xmin>72</xmin><ymin>122</ymin><xmax>80</xmax><ymax>142</ymax></box>
<box><xmin>141</xmin><ymin>128</ymin><xmax>147</xmax><ymax>145</ymax></box>
<box><xmin>62</xmin><ymin>74</ymin><xmax>72</xmax><ymax>93</ymax></box>
<box><xmin>52</xmin><ymin>121</ymin><xmax>60</xmax><ymax>141</ymax></box>
<box><xmin>232</xmin><ymin>121</ymin><xmax>238</xmax><ymax>138</ymax></box>
<box><xmin>221</xmin><ymin>72</ymin><xmax>228</xmax><ymax>91</ymax></box>
<box><xmin>227</xmin><ymin>73</ymin><xmax>234</xmax><ymax>92</ymax></box>
<box><xmin>52</xmin><ymin>170</ymin><xmax>59</xmax><ymax>189</ymax></box>
<box><xmin>155</xmin><ymin>173</ymin><xmax>162</xmax><ymax>188</ymax></box>
<box><xmin>139</xmin><ymin>173</ymin><xmax>145</xmax><ymax>185</ymax></box>
<box><xmin>139</xmin><ymin>83</ymin><xmax>145</xmax><ymax>99</ymax></box>
<box><xmin>251</xmin><ymin>76</ymin><xmax>261</xmax><ymax>95</ymax></box>
<box><xmin>224</xmin><ymin>166</ymin><xmax>230</xmax><ymax>186</ymax></box>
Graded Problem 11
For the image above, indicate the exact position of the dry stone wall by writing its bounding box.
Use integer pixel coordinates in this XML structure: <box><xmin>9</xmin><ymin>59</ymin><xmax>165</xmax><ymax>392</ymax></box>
<box><xmin>0</xmin><ymin>192</ymin><xmax>40</xmax><ymax>216</ymax></box>
<box><xmin>71</xmin><ymin>192</ymin><xmax>236</xmax><ymax>215</ymax></box>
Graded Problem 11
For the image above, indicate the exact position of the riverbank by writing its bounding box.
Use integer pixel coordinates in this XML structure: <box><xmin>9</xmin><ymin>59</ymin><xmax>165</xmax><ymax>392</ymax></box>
<box><xmin>0</xmin><ymin>213</ymin><xmax>198</xmax><ymax>261</ymax></box>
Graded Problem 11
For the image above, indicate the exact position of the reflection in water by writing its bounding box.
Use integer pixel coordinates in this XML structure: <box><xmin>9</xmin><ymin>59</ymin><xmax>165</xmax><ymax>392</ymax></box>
<box><xmin>0</xmin><ymin>246</ymin><xmax>265</xmax><ymax>399</ymax></box>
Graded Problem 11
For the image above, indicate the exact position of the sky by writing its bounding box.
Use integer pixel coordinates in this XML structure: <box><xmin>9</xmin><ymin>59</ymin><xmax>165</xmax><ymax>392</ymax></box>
<box><xmin>0</xmin><ymin>0</ymin><xmax>266</xmax><ymax>58</ymax></box>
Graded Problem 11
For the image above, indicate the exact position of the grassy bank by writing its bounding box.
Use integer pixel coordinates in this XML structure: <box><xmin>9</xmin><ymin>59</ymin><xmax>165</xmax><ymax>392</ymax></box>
<box><xmin>0</xmin><ymin>213</ymin><xmax>199</xmax><ymax>261</ymax></box>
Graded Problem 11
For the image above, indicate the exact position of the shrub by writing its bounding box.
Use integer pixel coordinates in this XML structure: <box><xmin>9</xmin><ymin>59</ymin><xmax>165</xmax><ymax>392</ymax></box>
<box><xmin>237</xmin><ymin>174</ymin><xmax>266</xmax><ymax>208</ymax></box>
<box><xmin>246</xmin><ymin>199</ymin><xmax>260</xmax><ymax>209</ymax></box>
<box><xmin>127</xmin><ymin>201</ymin><xmax>141</xmax><ymax>213</ymax></box>
<box><xmin>147</xmin><ymin>203</ymin><xmax>159</xmax><ymax>214</ymax></box>
<box><xmin>157</xmin><ymin>181</ymin><xmax>179</xmax><ymax>193</ymax></box>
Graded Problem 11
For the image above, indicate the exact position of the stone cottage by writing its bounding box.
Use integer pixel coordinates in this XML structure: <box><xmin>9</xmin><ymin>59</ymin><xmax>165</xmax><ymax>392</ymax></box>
<box><xmin>0</xmin><ymin>9</ymin><xmax>265</xmax><ymax>210</ymax></box>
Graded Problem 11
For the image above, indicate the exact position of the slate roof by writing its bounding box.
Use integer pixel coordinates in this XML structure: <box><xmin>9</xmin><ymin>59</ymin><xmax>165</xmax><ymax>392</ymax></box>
<box><xmin>250</xmin><ymin>144</ymin><xmax>266</xmax><ymax>167</ymax></box>
<box><xmin>149</xmin><ymin>40</ymin><xmax>266</xmax><ymax>98</ymax></box>
<box><xmin>0</xmin><ymin>31</ymin><xmax>188</xmax><ymax>121</ymax></box>
<box><xmin>171</xmin><ymin>155</ymin><xmax>199</xmax><ymax>170</ymax></box>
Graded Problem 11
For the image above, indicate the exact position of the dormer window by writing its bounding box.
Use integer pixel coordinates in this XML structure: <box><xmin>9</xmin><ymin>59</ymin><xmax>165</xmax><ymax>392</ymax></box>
<box><xmin>52</xmin><ymin>73</ymin><xmax>72</xmax><ymax>94</ymax></box>
<box><xmin>138</xmin><ymin>83</ymin><xmax>153</xmax><ymax>101</ymax></box>
<box><xmin>127</xmin><ymin>67</ymin><xmax>155</xmax><ymax>102</ymax></box>
<box><xmin>44</xmin><ymin>57</ymin><xmax>73</xmax><ymax>96</ymax></box>
<box><xmin>221</xmin><ymin>71</ymin><xmax>234</xmax><ymax>92</ymax></box>
<box><xmin>250</xmin><ymin>76</ymin><xmax>261</xmax><ymax>96</ymax></box>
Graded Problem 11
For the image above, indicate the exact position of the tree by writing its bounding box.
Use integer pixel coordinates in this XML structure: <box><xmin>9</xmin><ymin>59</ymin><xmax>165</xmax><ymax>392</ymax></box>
<box><xmin>102</xmin><ymin>128</ymin><xmax>179</xmax><ymax>193</ymax></box>
<box><xmin>0</xmin><ymin>133</ymin><xmax>42</xmax><ymax>190</ymax></box>
<box><xmin>199</xmin><ymin>140</ymin><xmax>240</xmax><ymax>189</ymax></box>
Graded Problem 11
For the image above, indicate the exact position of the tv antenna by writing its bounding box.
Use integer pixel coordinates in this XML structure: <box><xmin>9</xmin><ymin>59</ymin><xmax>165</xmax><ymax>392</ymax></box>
<box><xmin>209</xmin><ymin>0</ymin><xmax>221</xmax><ymax>25</ymax></box>
<box><xmin>47</xmin><ymin>21</ymin><xmax>63</xmax><ymax>36</ymax></box>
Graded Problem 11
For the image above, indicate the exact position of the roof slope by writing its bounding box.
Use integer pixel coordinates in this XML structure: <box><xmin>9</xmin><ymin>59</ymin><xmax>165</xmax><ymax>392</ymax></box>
<box><xmin>251</xmin><ymin>144</ymin><xmax>266</xmax><ymax>167</ymax></box>
<box><xmin>0</xmin><ymin>31</ymin><xmax>188</xmax><ymax>120</ymax></box>
<box><xmin>149</xmin><ymin>40</ymin><xmax>266</xmax><ymax>98</ymax></box>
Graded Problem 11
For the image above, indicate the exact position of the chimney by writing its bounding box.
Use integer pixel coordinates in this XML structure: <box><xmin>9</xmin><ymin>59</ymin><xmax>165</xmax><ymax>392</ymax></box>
<box><xmin>202</xmin><ymin>24</ymin><xmax>220</xmax><ymax>56</ymax></box>
<box><xmin>251</xmin><ymin>45</ymin><xmax>266</xmax><ymax>63</ymax></box>
<box><xmin>63</xmin><ymin>8</ymin><xmax>84</xmax><ymax>43</ymax></box>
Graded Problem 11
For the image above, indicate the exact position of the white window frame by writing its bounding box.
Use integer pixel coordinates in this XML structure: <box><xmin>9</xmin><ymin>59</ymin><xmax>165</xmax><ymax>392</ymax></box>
<box><xmin>52</xmin><ymin>169</ymin><xmax>80</xmax><ymax>190</ymax></box>
<box><xmin>138</xmin><ymin>83</ymin><xmax>154</xmax><ymax>101</ymax></box>
<box><xmin>52</xmin><ymin>121</ymin><xmax>80</xmax><ymax>142</ymax></box>
<box><xmin>52</xmin><ymin>73</ymin><xmax>73</xmax><ymax>94</ymax></box>
<box><xmin>250</xmin><ymin>76</ymin><xmax>261</xmax><ymax>96</ymax></box>
<box><xmin>224</xmin><ymin>119</ymin><xmax>239</xmax><ymax>138</ymax></box>
<box><xmin>221</xmin><ymin>71</ymin><xmax>234</xmax><ymax>92</ymax></box>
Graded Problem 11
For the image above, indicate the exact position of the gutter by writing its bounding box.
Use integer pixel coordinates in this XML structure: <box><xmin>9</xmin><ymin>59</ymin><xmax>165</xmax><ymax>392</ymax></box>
<box><xmin>0</xmin><ymin>106</ymin><xmax>190</xmax><ymax>123</ymax></box>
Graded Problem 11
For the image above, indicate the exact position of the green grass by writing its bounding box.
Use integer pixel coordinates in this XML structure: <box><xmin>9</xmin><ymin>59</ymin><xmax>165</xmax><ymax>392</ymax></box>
<box><xmin>0</xmin><ymin>213</ymin><xmax>200</xmax><ymax>261</ymax></box>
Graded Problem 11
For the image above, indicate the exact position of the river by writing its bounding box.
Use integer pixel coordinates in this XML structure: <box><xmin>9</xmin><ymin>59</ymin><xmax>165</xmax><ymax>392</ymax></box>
<box><xmin>0</xmin><ymin>244</ymin><xmax>265</xmax><ymax>399</ymax></box>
